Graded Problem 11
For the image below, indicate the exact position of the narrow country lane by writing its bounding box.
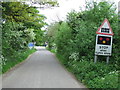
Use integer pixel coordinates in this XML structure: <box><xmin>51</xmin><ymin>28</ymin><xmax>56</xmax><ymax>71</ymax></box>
<box><xmin>2</xmin><ymin>47</ymin><xmax>86</xmax><ymax>88</ymax></box>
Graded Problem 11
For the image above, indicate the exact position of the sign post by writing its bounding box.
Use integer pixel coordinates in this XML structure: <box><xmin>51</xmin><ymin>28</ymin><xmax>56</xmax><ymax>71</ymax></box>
<box><xmin>94</xmin><ymin>19</ymin><xmax>114</xmax><ymax>64</ymax></box>
<box><xmin>94</xmin><ymin>55</ymin><xmax>97</xmax><ymax>63</ymax></box>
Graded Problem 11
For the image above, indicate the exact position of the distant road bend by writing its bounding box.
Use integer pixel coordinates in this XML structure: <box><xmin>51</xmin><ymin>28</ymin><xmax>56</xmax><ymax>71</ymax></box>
<box><xmin>2</xmin><ymin>46</ymin><xmax>86</xmax><ymax>88</ymax></box>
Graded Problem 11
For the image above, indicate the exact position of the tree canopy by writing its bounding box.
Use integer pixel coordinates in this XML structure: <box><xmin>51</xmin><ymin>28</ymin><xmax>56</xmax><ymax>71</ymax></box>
<box><xmin>1</xmin><ymin>1</ymin><xmax>59</xmax><ymax>71</ymax></box>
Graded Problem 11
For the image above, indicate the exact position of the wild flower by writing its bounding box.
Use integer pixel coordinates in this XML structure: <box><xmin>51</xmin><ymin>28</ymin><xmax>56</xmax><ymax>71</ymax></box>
<box><xmin>0</xmin><ymin>55</ymin><xmax>7</xmax><ymax>66</ymax></box>
<box><xmin>69</xmin><ymin>52</ymin><xmax>79</xmax><ymax>61</ymax></box>
<box><xmin>101</xmin><ymin>77</ymin><xmax>105</xmax><ymax>80</ymax></box>
<box><xmin>109</xmin><ymin>71</ymin><xmax>118</xmax><ymax>75</ymax></box>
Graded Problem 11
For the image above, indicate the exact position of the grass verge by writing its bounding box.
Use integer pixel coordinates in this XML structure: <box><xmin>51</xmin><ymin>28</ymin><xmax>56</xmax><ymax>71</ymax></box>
<box><xmin>2</xmin><ymin>48</ymin><xmax>36</xmax><ymax>74</ymax></box>
<box><xmin>56</xmin><ymin>53</ymin><xmax>119</xmax><ymax>89</ymax></box>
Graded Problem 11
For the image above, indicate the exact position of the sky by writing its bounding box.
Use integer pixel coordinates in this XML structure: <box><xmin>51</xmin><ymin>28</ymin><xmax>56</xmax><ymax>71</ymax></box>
<box><xmin>36</xmin><ymin>0</ymin><xmax>119</xmax><ymax>25</ymax></box>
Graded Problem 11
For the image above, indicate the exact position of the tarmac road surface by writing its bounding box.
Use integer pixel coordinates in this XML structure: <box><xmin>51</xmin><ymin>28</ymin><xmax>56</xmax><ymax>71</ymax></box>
<box><xmin>2</xmin><ymin>46</ymin><xmax>86</xmax><ymax>88</ymax></box>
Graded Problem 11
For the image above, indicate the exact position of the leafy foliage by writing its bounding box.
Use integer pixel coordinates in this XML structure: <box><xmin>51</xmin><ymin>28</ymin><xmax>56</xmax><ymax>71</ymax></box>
<box><xmin>88</xmin><ymin>71</ymin><xmax>118</xmax><ymax>88</ymax></box>
<box><xmin>2</xmin><ymin>2</ymin><xmax>47</xmax><ymax>46</ymax></box>
<box><xmin>2</xmin><ymin>22</ymin><xmax>27</xmax><ymax>55</ymax></box>
<box><xmin>46</xmin><ymin>22</ymin><xmax>61</xmax><ymax>49</ymax></box>
<box><xmin>2</xmin><ymin>2</ymin><xmax>46</xmax><ymax>28</ymax></box>
<box><xmin>1</xmin><ymin>1</ymin><xmax>56</xmax><ymax>73</ymax></box>
<box><xmin>46</xmin><ymin>1</ymin><xmax>119</xmax><ymax>88</ymax></box>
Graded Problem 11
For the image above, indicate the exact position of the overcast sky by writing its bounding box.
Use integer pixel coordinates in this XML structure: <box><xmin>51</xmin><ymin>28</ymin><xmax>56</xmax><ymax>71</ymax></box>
<box><xmin>37</xmin><ymin>0</ymin><xmax>119</xmax><ymax>25</ymax></box>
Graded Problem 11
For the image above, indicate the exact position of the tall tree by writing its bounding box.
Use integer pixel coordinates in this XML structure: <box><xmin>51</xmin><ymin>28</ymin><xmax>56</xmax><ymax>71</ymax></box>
<box><xmin>2</xmin><ymin>2</ymin><xmax>47</xmax><ymax>29</ymax></box>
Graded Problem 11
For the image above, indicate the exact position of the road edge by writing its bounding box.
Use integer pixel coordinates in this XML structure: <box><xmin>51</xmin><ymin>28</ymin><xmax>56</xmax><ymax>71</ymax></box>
<box><xmin>2</xmin><ymin>51</ymin><xmax>36</xmax><ymax>78</ymax></box>
<box><xmin>47</xmin><ymin>50</ymin><xmax>88</xmax><ymax>89</ymax></box>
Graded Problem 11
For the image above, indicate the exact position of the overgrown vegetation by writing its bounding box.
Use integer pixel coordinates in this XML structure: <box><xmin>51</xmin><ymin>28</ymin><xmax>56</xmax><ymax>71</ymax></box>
<box><xmin>1</xmin><ymin>1</ymin><xmax>53</xmax><ymax>74</ymax></box>
<box><xmin>46</xmin><ymin>1</ymin><xmax>119</xmax><ymax>89</ymax></box>
<box><xmin>1</xmin><ymin>0</ymin><xmax>59</xmax><ymax>74</ymax></box>
<box><xmin>2</xmin><ymin>49</ymin><xmax>36</xmax><ymax>74</ymax></box>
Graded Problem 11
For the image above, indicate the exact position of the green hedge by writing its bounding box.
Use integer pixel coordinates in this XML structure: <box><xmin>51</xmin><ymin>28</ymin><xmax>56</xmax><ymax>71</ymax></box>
<box><xmin>47</xmin><ymin>1</ymin><xmax>119</xmax><ymax>89</ymax></box>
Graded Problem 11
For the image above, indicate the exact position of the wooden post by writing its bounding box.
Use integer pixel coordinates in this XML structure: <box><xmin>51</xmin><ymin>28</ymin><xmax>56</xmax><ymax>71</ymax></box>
<box><xmin>94</xmin><ymin>55</ymin><xmax>97</xmax><ymax>63</ymax></box>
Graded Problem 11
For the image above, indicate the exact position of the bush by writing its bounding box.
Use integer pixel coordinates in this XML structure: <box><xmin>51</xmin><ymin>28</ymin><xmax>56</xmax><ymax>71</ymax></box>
<box><xmin>47</xmin><ymin>1</ymin><xmax>119</xmax><ymax>89</ymax></box>
<box><xmin>88</xmin><ymin>71</ymin><xmax>118</xmax><ymax>88</ymax></box>
<box><xmin>57</xmin><ymin>55</ymin><xmax>118</xmax><ymax>88</ymax></box>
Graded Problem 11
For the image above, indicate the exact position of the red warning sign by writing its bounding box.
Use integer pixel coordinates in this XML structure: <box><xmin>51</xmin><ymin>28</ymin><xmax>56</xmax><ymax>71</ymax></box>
<box><xmin>96</xmin><ymin>19</ymin><xmax>114</xmax><ymax>35</ymax></box>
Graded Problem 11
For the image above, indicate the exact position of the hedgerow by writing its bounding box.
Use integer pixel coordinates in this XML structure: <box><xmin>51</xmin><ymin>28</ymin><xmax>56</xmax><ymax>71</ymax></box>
<box><xmin>47</xmin><ymin>1</ymin><xmax>119</xmax><ymax>88</ymax></box>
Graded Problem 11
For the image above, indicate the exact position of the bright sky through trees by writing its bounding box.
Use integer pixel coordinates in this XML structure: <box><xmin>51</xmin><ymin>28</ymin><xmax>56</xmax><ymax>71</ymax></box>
<box><xmin>37</xmin><ymin>0</ymin><xmax>119</xmax><ymax>24</ymax></box>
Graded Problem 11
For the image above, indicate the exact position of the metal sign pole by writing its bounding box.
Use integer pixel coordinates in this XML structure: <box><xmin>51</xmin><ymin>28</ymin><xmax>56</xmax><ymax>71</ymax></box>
<box><xmin>94</xmin><ymin>55</ymin><xmax>97</xmax><ymax>63</ymax></box>
<box><xmin>106</xmin><ymin>56</ymin><xmax>109</xmax><ymax>64</ymax></box>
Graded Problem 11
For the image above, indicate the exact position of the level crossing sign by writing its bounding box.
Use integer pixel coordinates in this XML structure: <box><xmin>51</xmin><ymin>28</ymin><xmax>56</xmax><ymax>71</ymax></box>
<box><xmin>95</xmin><ymin>19</ymin><xmax>114</xmax><ymax>56</ymax></box>
<box><xmin>95</xmin><ymin>34</ymin><xmax>112</xmax><ymax>56</ymax></box>
<box><xmin>94</xmin><ymin>19</ymin><xmax>114</xmax><ymax>63</ymax></box>
<box><xmin>96</xmin><ymin>19</ymin><xmax>114</xmax><ymax>35</ymax></box>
